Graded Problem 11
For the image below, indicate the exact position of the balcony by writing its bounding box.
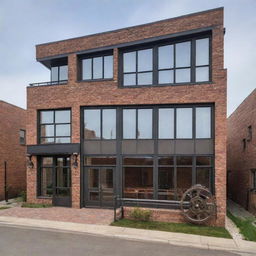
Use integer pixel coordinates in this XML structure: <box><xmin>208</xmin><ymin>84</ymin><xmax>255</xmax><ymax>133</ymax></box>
<box><xmin>29</xmin><ymin>80</ymin><xmax>68</xmax><ymax>87</ymax></box>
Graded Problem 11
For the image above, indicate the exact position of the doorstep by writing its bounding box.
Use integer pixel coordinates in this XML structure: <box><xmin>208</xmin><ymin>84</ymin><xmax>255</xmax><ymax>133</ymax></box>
<box><xmin>0</xmin><ymin>216</ymin><xmax>255</xmax><ymax>254</ymax></box>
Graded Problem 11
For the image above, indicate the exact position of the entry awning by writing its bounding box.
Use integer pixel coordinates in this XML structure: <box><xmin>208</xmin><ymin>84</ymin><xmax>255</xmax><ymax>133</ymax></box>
<box><xmin>27</xmin><ymin>143</ymin><xmax>80</xmax><ymax>155</ymax></box>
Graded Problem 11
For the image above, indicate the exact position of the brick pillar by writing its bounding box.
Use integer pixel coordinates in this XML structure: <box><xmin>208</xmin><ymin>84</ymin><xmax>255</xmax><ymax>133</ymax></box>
<box><xmin>26</xmin><ymin>156</ymin><xmax>37</xmax><ymax>203</ymax></box>
<box><xmin>68</xmin><ymin>54</ymin><xmax>77</xmax><ymax>84</ymax></box>
<box><xmin>71</xmin><ymin>155</ymin><xmax>80</xmax><ymax>208</ymax></box>
<box><xmin>113</xmin><ymin>48</ymin><xmax>118</xmax><ymax>82</ymax></box>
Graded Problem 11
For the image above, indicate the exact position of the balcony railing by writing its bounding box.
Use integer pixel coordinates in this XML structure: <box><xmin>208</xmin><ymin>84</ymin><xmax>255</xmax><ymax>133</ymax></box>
<box><xmin>29</xmin><ymin>80</ymin><xmax>68</xmax><ymax>87</ymax></box>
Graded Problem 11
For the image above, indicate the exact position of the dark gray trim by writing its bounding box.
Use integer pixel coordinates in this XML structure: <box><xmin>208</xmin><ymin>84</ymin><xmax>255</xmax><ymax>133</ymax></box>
<box><xmin>27</xmin><ymin>143</ymin><xmax>80</xmax><ymax>155</ymax></box>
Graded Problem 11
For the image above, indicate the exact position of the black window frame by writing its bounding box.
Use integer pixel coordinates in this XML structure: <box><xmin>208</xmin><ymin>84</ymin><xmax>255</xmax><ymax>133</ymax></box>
<box><xmin>19</xmin><ymin>129</ymin><xmax>26</xmax><ymax>145</ymax></box>
<box><xmin>122</xmin><ymin>107</ymin><xmax>153</xmax><ymax>140</ymax></box>
<box><xmin>83</xmin><ymin>107</ymin><xmax>117</xmax><ymax>140</ymax></box>
<box><xmin>78</xmin><ymin>50</ymin><xmax>114</xmax><ymax>82</ymax></box>
<box><xmin>251</xmin><ymin>169</ymin><xmax>256</xmax><ymax>190</ymax></box>
<box><xmin>38</xmin><ymin>109</ymin><xmax>72</xmax><ymax>144</ymax></box>
<box><xmin>119</xmin><ymin>32</ymin><xmax>212</xmax><ymax>87</ymax></box>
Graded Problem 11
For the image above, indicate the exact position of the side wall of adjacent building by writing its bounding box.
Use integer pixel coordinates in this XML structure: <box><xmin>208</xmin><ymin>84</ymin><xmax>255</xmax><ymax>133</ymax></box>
<box><xmin>0</xmin><ymin>101</ymin><xmax>26</xmax><ymax>200</ymax></box>
<box><xmin>227</xmin><ymin>89</ymin><xmax>256</xmax><ymax>215</ymax></box>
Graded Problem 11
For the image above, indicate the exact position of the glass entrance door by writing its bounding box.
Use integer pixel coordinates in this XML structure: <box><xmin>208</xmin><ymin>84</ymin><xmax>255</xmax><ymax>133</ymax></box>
<box><xmin>53</xmin><ymin>157</ymin><xmax>71</xmax><ymax>207</ymax></box>
<box><xmin>86</xmin><ymin>167</ymin><xmax>114</xmax><ymax>207</ymax></box>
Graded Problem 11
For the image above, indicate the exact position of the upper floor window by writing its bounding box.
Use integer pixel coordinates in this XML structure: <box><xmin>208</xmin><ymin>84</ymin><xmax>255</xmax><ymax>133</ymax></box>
<box><xmin>19</xmin><ymin>129</ymin><xmax>26</xmax><ymax>145</ymax></box>
<box><xmin>123</xmin><ymin>49</ymin><xmax>153</xmax><ymax>86</ymax></box>
<box><xmin>121</xmin><ymin>35</ymin><xmax>210</xmax><ymax>87</ymax></box>
<box><xmin>51</xmin><ymin>65</ymin><xmax>68</xmax><ymax>82</ymax></box>
<box><xmin>39</xmin><ymin>109</ymin><xmax>71</xmax><ymax>144</ymax></box>
<box><xmin>81</xmin><ymin>53</ymin><xmax>113</xmax><ymax>81</ymax></box>
<box><xmin>84</xmin><ymin>108</ymin><xmax>116</xmax><ymax>139</ymax></box>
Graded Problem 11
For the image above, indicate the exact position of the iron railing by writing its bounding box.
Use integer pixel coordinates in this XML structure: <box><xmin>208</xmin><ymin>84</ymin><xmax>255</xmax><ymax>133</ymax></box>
<box><xmin>29</xmin><ymin>80</ymin><xmax>68</xmax><ymax>87</ymax></box>
<box><xmin>113</xmin><ymin>196</ymin><xmax>189</xmax><ymax>221</ymax></box>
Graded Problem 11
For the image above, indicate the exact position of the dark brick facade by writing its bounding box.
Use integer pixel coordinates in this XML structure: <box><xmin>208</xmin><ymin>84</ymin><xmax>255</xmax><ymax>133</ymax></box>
<box><xmin>27</xmin><ymin>8</ymin><xmax>227</xmax><ymax>226</ymax></box>
<box><xmin>227</xmin><ymin>89</ymin><xmax>256</xmax><ymax>215</ymax></box>
<box><xmin>0</xmin><ymin>101</ymin><xmax>26</xmax><ymax>200</ymax></box>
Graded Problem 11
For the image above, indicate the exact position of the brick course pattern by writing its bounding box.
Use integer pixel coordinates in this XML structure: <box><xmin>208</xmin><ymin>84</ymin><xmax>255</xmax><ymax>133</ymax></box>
<box><xmin>0</xmin><ymin>101</ymin><xmax>26</xmax><ymax>200</ymax></box>
<box><xmin>27</xmin><ymin>8</ymin><xmax>227</xmax><ymax>226</ymax></box>
<box><xmin>227</xmin><ymin>89</ymin><xmax>256</xmax><ymax>215</ymax></box>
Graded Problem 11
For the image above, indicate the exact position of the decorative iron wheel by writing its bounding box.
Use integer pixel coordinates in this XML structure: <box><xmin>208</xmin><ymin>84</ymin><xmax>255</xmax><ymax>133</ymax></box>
<box><xmin>180</xmin><ymin>184</ymin><xmax>216</xmax><ymax>224</ymax></box>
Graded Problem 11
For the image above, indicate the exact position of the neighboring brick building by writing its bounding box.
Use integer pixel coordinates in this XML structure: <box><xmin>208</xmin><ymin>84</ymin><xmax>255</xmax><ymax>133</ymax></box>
<box><xmin>0</xmin><ymin>101</ymin><xmax>26</xmax><ymax>200</ymax></box>
<box><xmin>227</xmin><ymin>89</ymin><xmax>256</xmax><ymax>215</ymax></box>
<box><xmin>27</xmin><ymin>7</ymin><xmax>227</xmax><ymax>226</ymax></box>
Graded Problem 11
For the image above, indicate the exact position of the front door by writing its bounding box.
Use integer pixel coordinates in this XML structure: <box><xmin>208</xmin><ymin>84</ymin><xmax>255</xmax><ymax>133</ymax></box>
<box><xmin>85</xmin><ymin>167</ymin><xmax>114</xmax><ymax>207</ymax></box>
<box><xmin>52</xmin><ymin>157</ymin><xmax>71</xmax><ymax>207</ymax></box>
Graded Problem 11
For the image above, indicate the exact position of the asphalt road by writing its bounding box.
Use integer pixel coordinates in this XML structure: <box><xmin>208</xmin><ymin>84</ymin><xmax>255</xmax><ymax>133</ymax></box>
<box><xmin>0</xmin><ymin>225</ymin><xmax>242</xmax><ymax>256</ymax></box>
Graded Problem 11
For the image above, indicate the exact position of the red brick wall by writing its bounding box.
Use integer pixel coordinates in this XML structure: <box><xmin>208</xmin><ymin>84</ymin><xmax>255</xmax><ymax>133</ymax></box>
<box><xmin>27</xmin><ymin>8</ymin><xmax>227</xmax><ymax>226</ymax></box>
<box><xmin>0</xmin><ymin>101</ymin><xmax>26</xmax><ymax>200</ymax></box>
<box><xmin>227</xmin><ymin>89</ymin><xmax>256</xmax><ymax>215</ymax></box>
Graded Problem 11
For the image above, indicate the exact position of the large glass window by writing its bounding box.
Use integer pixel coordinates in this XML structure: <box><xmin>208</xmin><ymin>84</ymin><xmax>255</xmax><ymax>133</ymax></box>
<box><xmin>82</xmin><ymin>54</ymin><xmax>113</xmax><ymax>80</ymax></box>
<box><xmin>39</xmin><ymin>109</ymin><xmax>71</xmax><ymax>144</ymax></box>
<box><xmin>123</xmin><ymin>157</ymin><xmax>153</xmax><ymax>199</ymax></box>
<box><xmin>158</xmin><ymin>108</ymin><xmax>174</xmax><ymax>139</ymax></box>
<box><xmin>51</xmin><ymin>65</ymin><xmax>68</xmax><ymax>83</ymax></box>
<box><xmin>196</xmin><ymin>107</ymin><xmax>211</xmax><ymax>138</ymax></box>
<box><xmin>196</xmin><ymin>38</ymin><xmax>210</xmax><ymax>82</ymax></box>
<box><xmin>123</xmin><ymin>48</ymin><xmax>153</xmax><ymax>86</ymax></box>
<box><xmin>39</xmin><ymin>157</ymin><xmax>53</xmax><ymax>197</ymax></box>
<box><xmin>122</xmin><ymin>36</ymin><xmax>210</xmax><ymax>87</ymax></box>
<box><xmin>176</xmin><ymin>108</ymin><xmax>193</xmax><ymax>139</ymax></box>
<box><xmin>123</xmin><ymin>108</ymin><xmax>153</xmax><ymax>139</ymax></box>
<box><xmin>84</xmin><ymin>108</ymin><xmax>116</xmax><ymax>139</ymax></box>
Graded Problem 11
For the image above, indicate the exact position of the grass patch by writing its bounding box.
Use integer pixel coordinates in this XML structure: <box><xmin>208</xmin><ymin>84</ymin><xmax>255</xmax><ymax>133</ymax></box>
<box><xmin>0</xmin><ymin>207</ymin><xmax>11</xmax><ymax>210</ymax></box>
<box><xmin>111</xmin><ymin>219</ymin><xmax>231</xmax><ymax>239</ymax></box>
<box><xmin>227</xmin><ymin>211</ymin><xmax>256</xmax><ymax>242</ymax></box>
<box><xmin>21</xmin><ymin>203</ymin><xmax>52</xmax><ymax>208</ymax></box>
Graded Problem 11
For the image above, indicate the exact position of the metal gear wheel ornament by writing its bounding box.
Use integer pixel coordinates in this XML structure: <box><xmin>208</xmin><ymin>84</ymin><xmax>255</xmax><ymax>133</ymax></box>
<box><xmin>180</xmin><ymin>184</ymin><xmax>216</xmax><ymax>224</ymax></box>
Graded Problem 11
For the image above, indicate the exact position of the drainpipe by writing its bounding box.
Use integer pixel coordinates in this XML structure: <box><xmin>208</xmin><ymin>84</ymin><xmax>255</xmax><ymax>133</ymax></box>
<box><xmin>4</xmin><ymin>161</ymin><xmax>8</xmax><ymax>202</ymax></box>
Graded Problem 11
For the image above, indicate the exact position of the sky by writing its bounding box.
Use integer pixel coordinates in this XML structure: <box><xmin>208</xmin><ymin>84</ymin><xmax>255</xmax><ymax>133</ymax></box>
<box><xmin>0</xmin><ymin>0</ymin><xmax>255</xmax><ymax>115</ymax></box>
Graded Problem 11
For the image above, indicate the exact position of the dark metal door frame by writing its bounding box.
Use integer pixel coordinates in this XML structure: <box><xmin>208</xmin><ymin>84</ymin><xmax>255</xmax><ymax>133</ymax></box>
<box><xmin>52</xmin><ymin>156</ymin><xmax>71</xmax><ymax>207</ymax></box>
<box><xmin>84</xmin><ymin>167</ymin><xmax>115</xmax><ymax>208</ymax></box>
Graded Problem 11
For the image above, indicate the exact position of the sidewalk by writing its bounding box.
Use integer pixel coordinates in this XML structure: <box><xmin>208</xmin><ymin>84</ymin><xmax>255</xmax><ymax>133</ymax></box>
<box><xmin>0</xmin><ymin>216</ymin><xmax>255</xmax><ymax>254</ymax></box>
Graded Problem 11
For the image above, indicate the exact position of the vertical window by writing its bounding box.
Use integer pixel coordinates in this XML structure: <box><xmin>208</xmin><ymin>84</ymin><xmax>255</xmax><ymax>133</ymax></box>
<box><xmin>123</xmin><ymin>157</ymin><xmax>153</xmax><ymax>199</ymax></box>
<box><xmin>123</xmin><ymin>48</ymin><xmax>153</xmax><ymax>86</ymax></box>
<box><xmin>123</xmin><ymin>108</ymin><xmax>153</xmax><ymax>139</ymax></box>
<box><xmin>39</xmin><ymin>157</ymin><xmax>53</xmax><ymax>197</ymax></box>
<box><xmin>175</xmin><ymin>42</ymin><xmax>191</xmax><ymax>83</ymax></box>
<box><xmin>81</xmin><ymin>54</ymin><xmax>113</xmax><ymax>80</ymax></box>
<box><xmin>248</xmin><ymin>125</ymin><xmax>252</xmax><ymax>141</ymax></box>
<box><xmin>196</xmin><ymin>38</ymin><xmax>210</xmax><ymax>82</ymax></box>
<box><xmin>158</xmin><ymin>108</ymin><xmax>174</xmax><ymax>139</ymax></box>
<box><xmin>196</xmin><ymin>107</ymin><xmax>211</xmax><ymax>138</ymax></box>
<box><xmin>176</xmin><ymin>108</ymin><xmax>193</xmax><ymax>139</ymax></box>
<box><xmin>84</xmin><ymin>109</ymin><xmax>116</xmax><ymax>140</ymax></box>
<box><xmin>123</xmin><ymin>109</ymin><xmax>136</xmax><ymax>139</ymax></box>
<box><xmin>19</xmin><ymin>130</ymin><xmax>26</xmax><ymax>145</ymax></box>
<box><xmin>51</xmin><ymin>65</ymin><xmax>68</xmax><ymax>83</ymax></box>
<box><xmin>40</xmin><ymin>109</ymin><xmax>71</xmax><ymax>144</ymax></box>
<box><xmin>251</xmin><ymin>170</ymin><xmax>256</xmax><ymax>189</ymax></box>
<box><xmin>138</xmin><ymin>109</ymin><xmax>152</xmax><ymax>139</ymax></box>
<box><xmin>196</xmin><ymin>156</ymin><xmax>211</xmax><ymax>189</ymax></box>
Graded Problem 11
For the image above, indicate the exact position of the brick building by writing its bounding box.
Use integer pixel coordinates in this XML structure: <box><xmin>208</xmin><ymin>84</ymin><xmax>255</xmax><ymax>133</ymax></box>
<box><xmin>227</xmin><ymin>89</ymin><xmax>256</xmax><ymax>215</ymax></box>
<box><xmin>27</xmin><ymin>7</ymin><xmax>227</xmax><ymax>226</ymax></box>
<box><xmin>0</xmin><ymin>101</ymin><xmax>26</xmax><ymax>200</ymax></box>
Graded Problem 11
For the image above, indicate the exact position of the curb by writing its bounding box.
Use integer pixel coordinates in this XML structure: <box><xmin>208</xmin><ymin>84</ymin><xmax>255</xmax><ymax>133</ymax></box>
<box><xmin>0</xmin><ymin>216</ymin><xmax>255</xmax><ymax>254</ymax></box>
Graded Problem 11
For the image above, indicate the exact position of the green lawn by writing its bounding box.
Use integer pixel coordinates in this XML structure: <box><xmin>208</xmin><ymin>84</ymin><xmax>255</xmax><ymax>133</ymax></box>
<box><xmin>111</xmin><ymin>219</ymin><xmax>231</xmax><ymax>238</ymax></box>
<box><xmin>227</xmin><ymin>211</ymin><xmax>256</xmax><ymax>242</ymax></box>
<box><xmin>21</xmin><ymin>203</ymin><xmax>52</xmax><ymax>208</ymax></box>
<box><xmin>0</xmin><ymin>206</ymin><xmax>11</xmax><ymax>210</ymax></box>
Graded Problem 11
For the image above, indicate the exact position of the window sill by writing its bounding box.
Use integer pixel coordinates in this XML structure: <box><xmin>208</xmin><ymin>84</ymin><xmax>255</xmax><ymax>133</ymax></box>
<box><xmin>37</xmin><ymin>196</ymin><xmax>52</xmax><ymax>199</ymax></box>
<box><xmin>120</xmin><ymin>81</ymin><xmax>213</xmax><ymax>88</ymax></box>
<box><xmin>77</xmin><ymin>78</ymin><xmax>114</xmax><ymax>83</ymax></box>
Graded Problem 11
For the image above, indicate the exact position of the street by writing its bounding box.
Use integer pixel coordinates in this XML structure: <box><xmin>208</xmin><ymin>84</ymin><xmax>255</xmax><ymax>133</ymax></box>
<box><xmin>0</xmin><ymin>225</ymin><xmax>241</xmax><ymax>256</ymax></box>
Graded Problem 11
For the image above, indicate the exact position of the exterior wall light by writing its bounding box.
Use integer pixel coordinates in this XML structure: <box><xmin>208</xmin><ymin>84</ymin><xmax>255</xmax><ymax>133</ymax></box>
<box><xmin>72</xmin><ymin>152</ymin><xmax>78</xmax><ymax>168</ymax></box>
<box><xmin>26</xmin><ymin>154</ymin><xmax>34</xmax><ymax>169</ymax></box>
